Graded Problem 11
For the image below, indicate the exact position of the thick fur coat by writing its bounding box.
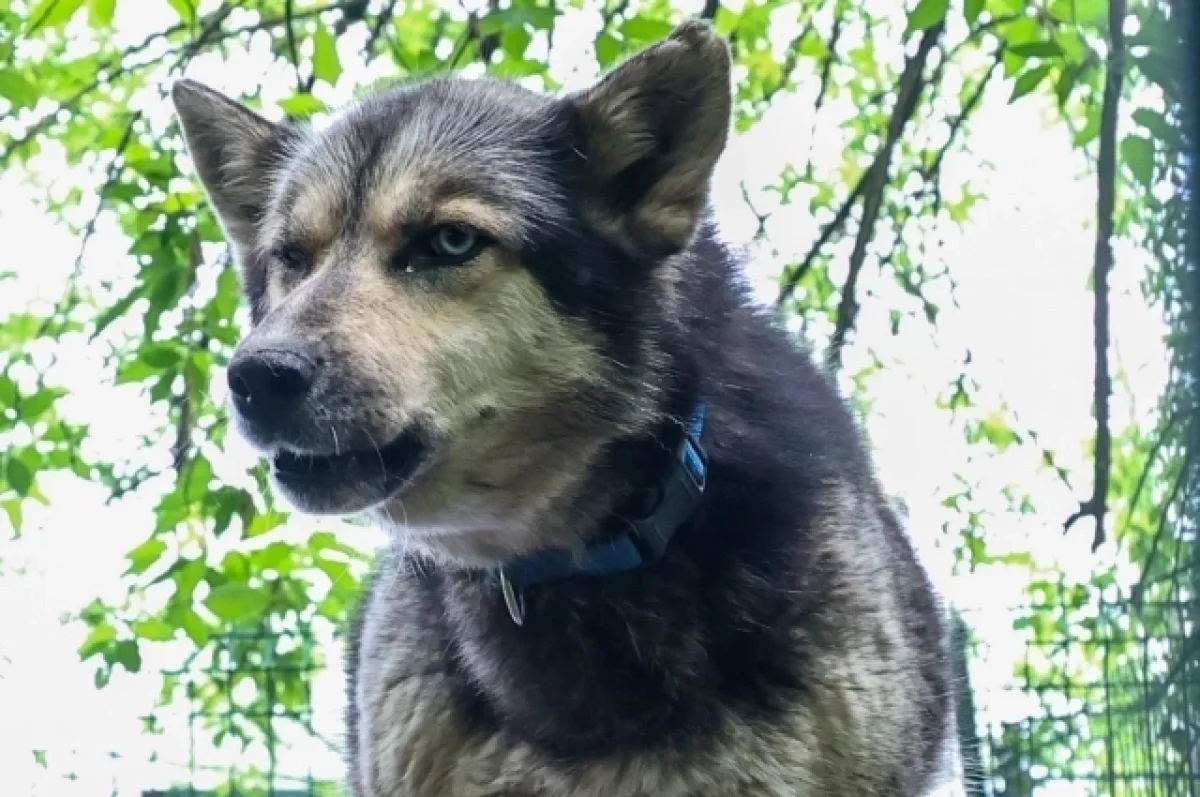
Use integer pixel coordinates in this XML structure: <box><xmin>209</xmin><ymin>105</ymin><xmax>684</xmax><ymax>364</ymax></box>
<box><xmin>172</xmin><ymin>20</ymin><xmax>956</xmax><ymax>797</ymax></box>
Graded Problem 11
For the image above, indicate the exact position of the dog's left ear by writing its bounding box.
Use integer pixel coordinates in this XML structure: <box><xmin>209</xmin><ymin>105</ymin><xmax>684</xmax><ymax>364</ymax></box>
<box><xmin>569</xmin><ymin>20</ymin><xmax>731</xmax><ymax>257</ymax></box>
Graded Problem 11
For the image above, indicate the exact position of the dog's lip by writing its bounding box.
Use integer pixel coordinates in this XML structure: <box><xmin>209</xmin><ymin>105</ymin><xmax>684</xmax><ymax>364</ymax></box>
<box><xmin>270</xmin><ymin>428</ymin><xmax>427</xmax><ymax>488</ymax></box>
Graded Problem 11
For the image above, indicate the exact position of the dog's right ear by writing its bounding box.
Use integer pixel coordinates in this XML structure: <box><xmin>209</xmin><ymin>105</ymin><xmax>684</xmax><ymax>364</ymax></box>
<box><xmin>171</xmin><ymin>80</ymin><xmax>292</xmax><ymax>254</ymax></box>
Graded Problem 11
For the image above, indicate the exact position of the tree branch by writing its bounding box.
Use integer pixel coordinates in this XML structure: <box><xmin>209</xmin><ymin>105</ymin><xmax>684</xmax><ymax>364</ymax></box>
<box><xmin>1063</xmin><ymin>0</ymin><xmax>1126</xmax><ymax>551</ymax></box>
<box><xmin>284</xmin><ymin>0</ymin><xmax>300</xmax><ymax>87</ymax></box>
<box><xmin>826</xmin><ymin>23</ymin><xmax>943</xmax><ymax>371</ymax></box>
<box><xmin>700</xmin><ymin>0</ymin><xmax>720</xmax><ymax>20</ymax></box>
<box><xmin>739</xmin><ymin>181</ymin><xmax>770</xmax><ymax>240</ymax></box>
<box><xmin>803</xmin><ymin>5</ymin><xmax>846</xmax><ymax>180</ymax></box>
<box><xmin>362</xmin><ymin>0</ymin><xmax>401</xmax><ymax>59</ymax></box>
<box><xmin>775</xmin><ymin>175</ymin><xmax>866</xmax><ymax>309</ymax></box>
<box><xmin>1</xmin><ymin>1</ymin><xmax>388</xmax><ymax>169</ymax></box>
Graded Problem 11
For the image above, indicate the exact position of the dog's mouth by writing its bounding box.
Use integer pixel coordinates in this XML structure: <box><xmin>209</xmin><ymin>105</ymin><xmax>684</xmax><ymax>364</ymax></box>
<box><xmin>268</xmin><ymin>427</ymin><xmax>428</xmax><ymax>514</ymax></box>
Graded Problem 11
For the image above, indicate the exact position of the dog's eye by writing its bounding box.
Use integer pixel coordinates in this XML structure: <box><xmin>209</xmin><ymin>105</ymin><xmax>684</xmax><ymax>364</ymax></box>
<box><xmin>399</xmin><ymin>224</ymin><xmax>488</xmax><ymax>272</ymax></box>
<box><xmin>431</xmin><ymin>225</ymin><xmax>478</xmax><ymax>258</ymax></box>
<box><xmin>274</xmin><ymin>245</ymin><xmax>311</xmax><ymax>275</ymax></box>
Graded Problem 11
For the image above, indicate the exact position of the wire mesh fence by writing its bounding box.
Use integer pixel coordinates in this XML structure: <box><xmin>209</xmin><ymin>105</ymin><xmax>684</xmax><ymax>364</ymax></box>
<box><xmin>958</xmin><ymin>592</ymin><xmax>1200</xmax><ymax>797</ymax></box>
<box><xmin>139</xmin><ymin>625</ymin><xmax>344</xmax><ymax>797</ymax></box>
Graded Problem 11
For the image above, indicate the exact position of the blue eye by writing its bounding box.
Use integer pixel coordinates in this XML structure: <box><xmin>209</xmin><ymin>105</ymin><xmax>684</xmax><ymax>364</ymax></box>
<box><xmin>431</xmin><ymin>225</ymin><xmax>478</xmax><ymax>258</ymax></box>
<box><xmin>398</xmin><ymin>224</ymin><xmax>489</xmax><ymax>272</ymax></box>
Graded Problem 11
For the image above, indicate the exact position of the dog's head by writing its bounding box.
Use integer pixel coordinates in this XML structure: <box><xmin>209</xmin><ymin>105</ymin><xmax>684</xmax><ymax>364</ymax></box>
<box><xmin>172</xmin><ymin>22</ymin><xmax>730</xmax><ymax>562</ymax></box>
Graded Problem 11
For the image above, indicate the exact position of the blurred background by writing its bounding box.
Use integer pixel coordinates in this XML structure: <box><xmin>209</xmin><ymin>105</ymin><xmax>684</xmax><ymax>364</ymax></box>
<box><xmin>0</xmin><ymin>0</ymin><xmax>1195</xmax><ymax>794</ymax></box>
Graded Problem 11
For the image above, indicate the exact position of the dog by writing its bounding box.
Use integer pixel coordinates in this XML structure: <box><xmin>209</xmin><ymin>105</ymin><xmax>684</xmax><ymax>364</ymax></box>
<box><xmin>172</xmin><ymin>19</ymin><xmax>956</xmax><ymax>796</ymax></box>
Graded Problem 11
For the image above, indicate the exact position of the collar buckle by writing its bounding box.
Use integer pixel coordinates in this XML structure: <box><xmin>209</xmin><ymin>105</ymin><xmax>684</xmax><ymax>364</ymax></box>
<box><xmin>499</xmin><ymin>569</ymin><xmax>526</xmax><ymax>626</ymax></box>
<box><xmin>626</xmin><ymin>420</ymin><xmax>707</xmax><ymax>564</ymax></box>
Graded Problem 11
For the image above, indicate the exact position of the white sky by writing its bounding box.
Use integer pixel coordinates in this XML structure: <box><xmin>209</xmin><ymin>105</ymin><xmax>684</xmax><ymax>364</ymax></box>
<box><xmin>0</xmin><ymin>1</ymin><xmax>1171</xmax><ymax>794</ymax></box>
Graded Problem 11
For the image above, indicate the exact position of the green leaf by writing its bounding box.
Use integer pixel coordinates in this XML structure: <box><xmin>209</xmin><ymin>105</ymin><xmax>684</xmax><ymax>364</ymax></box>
<box><xmin>185</xmin><ymin>455</ymin><xmax>212</xmax><ymax>497</ymax></box>
<box><xmin>126</xmin><ymin>538</ymin><xmax>167</xmax><ymax>575</ymax></box>
<box><xmin>21</xmin><ymin>387</ymin><xmax>64</xmax><ymax>419</ymax></box>
<box><xmin>594</xmin><ymin>31</ymin><xmax>621</xmax><ymax>66</ymax></box>
<box><xmin>88</xmin><ymin>0</ymin><xmax>115</xmax><ymax>27</ymax></box>
<box><xmin>964</xmin><ymin>0</ymin><xmax>985</xmax><ymax>25</ymax></box>
<box><xmin>1134</xmin><ymin>54</ymin><xmax>1178</xmax><ymax>98</ymax></box>
<box><xmin>6</xmin><ymin>455</ymin><xmax>33</xmax><ymax>496</ymax></box>
<box><xmin>279</xmin><ymin>93</ymin><xmax>327</xmax><ymax>119</ymax></box>
<box><xmin>27</xmin><ymin>0</ymin><xmax>86</xmax><ymax>32</ymax></box>
<box><xmin>253</xmin><ymin>541</ymin><xmax>296</xmax><ymax>573</ymax></box>
<box><xmin>132</xmin><ymin>619</ymin><xmax>175</xmax><ymax>641</ymax></box>
<box><xmin>110</xmin><ymin>639</ymin><xmax>142</xmax><ymax>673</ymax></box>
<box><xmin>80</xmin><ymin>599</ymin><xmax>107</xmax><ymax>625</ymax></box>
<box><xmin>1010</xmin><ymin>64</ymin><xmax>1052</xmax><ymax>102</ymax></box>
<box><xmin>92</xmin><ymin>287</ymin><xmax>142</xmax><ymax>338</ymax></box>
<box><xmin>79</xmin><ymin>622</ymin><xmax>117</xmax><ymax>658</ymax></box>
<box><xmin>906</xmin><ymin>0</ymin><xmax>949</xmax><ymax>34</ymax></box>
<box><xmin>2</xmin><ymin>499</ymin><xmax>21</xmax><ymax>536</ymax></box>
<box><xmin>991</xmin><ymin>0</ymin><xmax>1026</xmax><ymax>13</ymax></box>
<box><xmin>0</xmin><ymin>374</ymin><xmax>16</xmax><ymax>406</ymax></box>
<box><xmin>501</xmin><ymin>26</ymin><xmax>532</xmax><ymax>60</ymax></box>
<box><xmin>246</xmin><ymin>509</ymin><xmax>288</xmax><ymax>538</ymax></box>
<box><xmin>164</xmin><ymin>0</ymin><xmax>195</xmax><ymax>22</ymax></box>
<box><xmin>33</xmin><ymin>750</ymin><xmax>48</xmax><ymax>769</ymax></box>
<box><xmin>1004</xmin><ymin>16</ymin><xmax>1041</xmax><ymax>46</ymax></box>
<box><xmin>619</xmin><ymin>15</ymin><xmax>674</xmax><ymax>43</ymax></box>
<box><xmin>312</xmin><ymin>23</ymin><xmax>342</xmax><ymax>85</ymax></box>
<box><xmin>1120</xmin><ymin>135</ymin><xmax>1154</xmax><ymax>187</ymax></box>
<box><xmin>1008</xmin><ymin>41</ymin><xmax>1063</xmax><ymax>58</ymax></box>
<box><xmin>1073</xmin><ymin>110</ymin><xmax>1101</xmax><ymax>147</ymax></box>
<box><xmin>1133</xmin><ymin>108</ymin><xmax>1176</xmax><ymax>143</ymax></box>
<box><xmin>1064</xmin><ymin>0</ymin><xmax>1107</xmax><ymax>24</ymax></box>
<box><xmin>1055</xmin><ymin>30</ymin><xmax>1088</xmax><ymax>65</ymax></box>
<box><xmin>204</xmin><ymin>583</ymin><xmax>269</xmax><ymax>622</ymax></box>
<box><xmin>0</xmin><ymin>71</ymin><xmax>38</xmax><ymax>108</ymax></box>
<box><xmin>139</xmin><ymin>343</ymin><xmax>180</xmax><ymax>368</ymax></box>
<box><xmin>177</xmin><ymin>607</ymin><xmax>210</xmax><ymax>645</ymax></box>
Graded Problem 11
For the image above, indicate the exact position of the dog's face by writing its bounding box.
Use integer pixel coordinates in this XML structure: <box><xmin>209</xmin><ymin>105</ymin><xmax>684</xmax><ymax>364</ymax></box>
<box><xmin>172</xmin><ymin>22</ymin><xmax>730</xmax><ymax>561</ymax></box>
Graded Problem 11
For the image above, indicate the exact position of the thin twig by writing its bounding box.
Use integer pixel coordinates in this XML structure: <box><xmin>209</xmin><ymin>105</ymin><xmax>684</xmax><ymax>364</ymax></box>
<box><xmin>775</xmin><ymin>174</ymin><xmax>867</xmax><ymax>309</ymax></box>
<box><xmin>0</xmin><ymin>0</ymin><xmax>396</xmax><ymax>169</ymax></box>
<box><xmin>826</xmin><ymin>23</ymin><xmax>944</xmax><ymax>371</ymax></box>
<box><xmin>804</xmin><ymin>4</ymin><xmax>846</xmax><ymax>180</ymax></box>
<box><xmin>740</xmin><ymin>182</ymin><xmax>769</xmax><ymax>241</ymax></box>
<box><xmin>0</xmin><ymin>13</ymin><xmax>193</xmax><ymax>167</ymax></box>
<box><xmin>284</xmin><ymin>0</ymin><xmax>306</xmax><ymax>93</ymax></box>
<box><xmin>920</xmin><ymin>51</ymin><xmax>1002</xmax><ymax>194</ymax></box>
<box><xmin>362</xmin><ymin>0</ymin><xmax>401</xmax><ymax>59</ymax></box>
<box><xmin>872</xmin><ymin>49</ymin><xmax>1003</xmax><ymax>325</ymax></box>
<box><xmin>1064</xmin><ymin>0</ymin><xmax>1127</xmax><ymax>550</ymax></box>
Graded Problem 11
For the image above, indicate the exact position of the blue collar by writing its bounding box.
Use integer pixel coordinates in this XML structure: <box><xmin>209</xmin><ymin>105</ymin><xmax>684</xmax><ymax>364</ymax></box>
<box><xmin>497</xmin><ymin>402</ymin><xmax>708</xmax><ymax>625</ymax></box>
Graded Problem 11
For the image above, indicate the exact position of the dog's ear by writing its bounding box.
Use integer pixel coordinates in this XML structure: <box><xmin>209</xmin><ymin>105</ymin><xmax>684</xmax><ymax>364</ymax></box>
<box><xmin>171</xmin><ymin>80</ymin><xmax>293</xmax><ymax>254</ymax></box>
<box><xmin>569</xmin><ymin>21</ymin><xmax>731</xmax><ymax>257</ymax></box>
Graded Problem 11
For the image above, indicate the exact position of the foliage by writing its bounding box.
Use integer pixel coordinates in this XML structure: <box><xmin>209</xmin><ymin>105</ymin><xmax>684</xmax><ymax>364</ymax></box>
<box><xmin>0</xmin><ymin>0</ymin><xmax>1193</xmax><ymax>790</ymax></box>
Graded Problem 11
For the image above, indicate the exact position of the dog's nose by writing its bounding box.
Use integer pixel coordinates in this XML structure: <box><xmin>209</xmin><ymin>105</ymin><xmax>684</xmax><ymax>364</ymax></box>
<box><xmin>226</xmin><ymin>345</ymin><xmax>317</xmax><ymax>421</ymax></box>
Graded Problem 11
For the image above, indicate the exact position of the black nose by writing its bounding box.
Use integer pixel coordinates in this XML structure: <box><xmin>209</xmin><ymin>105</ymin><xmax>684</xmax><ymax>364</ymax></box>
<box><xmin>226</xmin><ymin>345</ymin><xmax>317</xmax><ymax>421</ymax></box>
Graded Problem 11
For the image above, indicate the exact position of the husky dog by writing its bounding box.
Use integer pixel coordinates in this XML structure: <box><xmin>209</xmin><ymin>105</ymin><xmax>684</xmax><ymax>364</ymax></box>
<box><xmin>172</xmin><ymin>20</ymin><xmax>955</xmax><ymax>796</ymax></box>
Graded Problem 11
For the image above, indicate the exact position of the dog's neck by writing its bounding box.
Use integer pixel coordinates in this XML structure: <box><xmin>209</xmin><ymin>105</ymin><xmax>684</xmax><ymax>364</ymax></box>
<box><xmin>492</xmin><ymin>399</ymin><xmax>707</xmax><ymax>624</ymax></box>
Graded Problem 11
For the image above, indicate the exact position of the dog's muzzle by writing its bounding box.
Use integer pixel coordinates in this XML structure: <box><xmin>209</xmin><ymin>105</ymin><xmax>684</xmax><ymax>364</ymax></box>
<box><xmin>225</xmin><ymin>342</ymin><xmax>427</xmax><ymax>515</ymax></box>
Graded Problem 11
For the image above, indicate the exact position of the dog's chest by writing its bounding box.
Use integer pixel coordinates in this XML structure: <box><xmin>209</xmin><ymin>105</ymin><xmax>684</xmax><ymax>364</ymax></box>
<box><xmin>350</xmin><ymin>565</ymin><xmax>820</xmax><ymax>797</ymax></box>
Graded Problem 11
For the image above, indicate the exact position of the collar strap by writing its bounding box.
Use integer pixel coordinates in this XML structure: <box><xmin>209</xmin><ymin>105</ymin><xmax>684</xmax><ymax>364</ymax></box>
<box><xmin>498</xmin><ymin>402</ymin><xmax>708</xmax><ymax>626</ymax></box>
